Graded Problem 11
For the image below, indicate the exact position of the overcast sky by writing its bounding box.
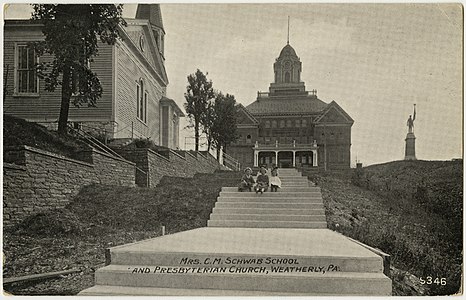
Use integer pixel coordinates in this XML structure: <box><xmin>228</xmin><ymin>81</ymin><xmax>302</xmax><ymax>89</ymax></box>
<box><xmin>4</xmin><ymin>3</ymin><xmax>463</xmax><ymax>166</ymax></box>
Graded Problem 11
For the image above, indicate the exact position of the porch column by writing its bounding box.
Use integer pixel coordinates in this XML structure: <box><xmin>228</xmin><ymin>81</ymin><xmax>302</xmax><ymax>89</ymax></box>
<box><xmin>275</xmin><ymin>151</ymin><xmax>278</xmax><ymax>165</ymax></box>
<box><xmin>292</xmin><ymin>150</ymin><xmax>296</xmax><ymax>167</ymax></box>
<box><xmin>253</xmin><ymin>150</ymin><xmax>259</xmax><ymax>167</ymax></box>
<box><xmin>312</xmin><ymin>150</ymin><xmax>318</xmax><ymax>167</ymax></box>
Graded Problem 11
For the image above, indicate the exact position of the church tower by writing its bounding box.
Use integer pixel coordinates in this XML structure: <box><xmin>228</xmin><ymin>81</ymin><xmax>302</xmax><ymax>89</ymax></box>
<box><xmin>136</xmin><ymin>4</ymin><xmax>165</xmax><ymax>59</ymax></box>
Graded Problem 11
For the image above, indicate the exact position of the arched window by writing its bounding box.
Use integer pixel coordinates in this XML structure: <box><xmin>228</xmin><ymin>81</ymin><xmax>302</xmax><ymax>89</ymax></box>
<box><xmin>280</xmin><ymin>120</ymin><xmax>285</xmax><ymax>128</ymax></box>
<box><xmin>265</xmin><ymin>120</ymin><xmax>270</xmax><ymax>128</ymax></box>
<box><xmin>286</xmin><ymin>120</ymin><xmax>292</xmax><ymax>127</ymax></box>
<box><xmin>272</xmin><ymin>120</ymin><xmax>277</xmax><ymax>128</ymax></box>
<box><xmin>284</xmin><ymin>72</ymin><xmax>291</xmax><ymax>83</ymax></box>
<box><xmin>246</xmin><ymin>134</ymin><xmax>252</xmax><ymax>144</ymax></box>
<box><xmin>302</xmin><ymin>119</ymin><xmax>307</xmax><ymax>127</ymax></box>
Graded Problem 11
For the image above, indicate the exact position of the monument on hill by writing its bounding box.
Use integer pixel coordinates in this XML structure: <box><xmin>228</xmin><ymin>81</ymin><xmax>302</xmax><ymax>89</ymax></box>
<box><xmin>404</xmin><ymin>104</ymin><xmax>417</xmax><ymax>160</ymax></box>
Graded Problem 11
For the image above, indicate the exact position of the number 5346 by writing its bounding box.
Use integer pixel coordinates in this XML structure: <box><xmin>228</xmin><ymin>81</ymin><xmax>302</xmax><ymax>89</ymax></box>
<box><xmin>420</xmin><ymin>276</ymin><xmax>446</xmax><ymax>285</ymax></box>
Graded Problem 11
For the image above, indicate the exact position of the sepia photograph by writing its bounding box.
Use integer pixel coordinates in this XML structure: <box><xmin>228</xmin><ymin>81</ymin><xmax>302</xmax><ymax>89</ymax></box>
<box><xmin>2</xmin><ymin>2</ymin><xmax>463</xmax><ymax>297</ymax></box>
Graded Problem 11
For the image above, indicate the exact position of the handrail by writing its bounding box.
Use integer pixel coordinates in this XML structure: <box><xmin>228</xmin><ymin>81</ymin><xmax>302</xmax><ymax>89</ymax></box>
<box><xmin>67</xmin><ymin>125</ymin><xmax>124</xmax><ymax>160</ymax></box>
<box><xmin>223</xmin><ymin>152</ymin><xmax>241</xmax><ymax>171</ymax></box>
<box><xmin>67</xmin><ymin>125</ymin><xmax>148</xmax><ymax>181</ymax></box>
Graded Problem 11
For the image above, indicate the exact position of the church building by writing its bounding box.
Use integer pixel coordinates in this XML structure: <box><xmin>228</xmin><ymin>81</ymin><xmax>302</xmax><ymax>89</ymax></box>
<box><xmin>229</xmin><ymin>42</ymin><xmax>354</xmax><ymax>170</ymax></box>
<box><xmin>3</xmin><ymin>4</ymin><xmax>184</xmax><ymax>149</ymax></box>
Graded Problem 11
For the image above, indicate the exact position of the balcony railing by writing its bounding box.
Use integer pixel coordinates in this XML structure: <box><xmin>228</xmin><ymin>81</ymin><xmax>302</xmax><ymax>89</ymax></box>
<box><xmin>254</xmin><ymin>140</ymin><xmax>318</xmax><ymax>149</ymax></box>
<box><xmin>256</xmin><ymin>89</ymin><xmax>318</xmax><ymax>98</ymax></box>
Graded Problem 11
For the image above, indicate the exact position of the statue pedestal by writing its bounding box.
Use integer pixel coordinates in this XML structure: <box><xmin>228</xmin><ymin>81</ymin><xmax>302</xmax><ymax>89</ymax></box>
<box><xmin>404</xmin><ymin>132</ymin><xmax>416</xmax><ymax>160</ymax></box>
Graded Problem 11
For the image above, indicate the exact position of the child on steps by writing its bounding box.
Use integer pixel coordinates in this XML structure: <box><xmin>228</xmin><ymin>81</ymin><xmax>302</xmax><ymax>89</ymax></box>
<box><xmin>270</xmin><ymin>167</ymin><xmax>281</xmax><ymax>192</ymax></box>
<box><xmin>255</xmin><ymin>166</ymin><xmax>269</xmax><ymax>194</ymax></box>
<box><xmin>238</xmin><ymin>167</ymin><xmax>255</xmax><ymax>192</ymax></box>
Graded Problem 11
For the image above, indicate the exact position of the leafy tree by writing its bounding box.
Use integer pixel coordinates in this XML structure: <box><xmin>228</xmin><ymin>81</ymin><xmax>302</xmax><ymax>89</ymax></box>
<box><xmin>184</xmin><ymin>69</ymin><xmax>214</xmax><ymax>151</ymax></box>
<box><xmin>211</xmin><ymin>92</ymin><xmax>239</xmax><ymax>161</ymax></box>
<box><xmin>201</xmin><ymin>101</ymin><xmax>215</xmax><ymax>152</ymax></box>
<box><xmin>31</xmin><ymin>4</ymin><xmax>126</xmax><ymax>134</ymax></box>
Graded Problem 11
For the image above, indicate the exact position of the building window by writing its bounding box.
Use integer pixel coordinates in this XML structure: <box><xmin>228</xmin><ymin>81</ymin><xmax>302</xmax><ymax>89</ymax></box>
<box><xmin>136</xmin><ymin>79</ymin><xmax>147</xmax><ymax>123</ymax></box>
<box><xmin>286</xmin><ymin>120</ymin><xmax>292</xmax><ymax>127</ymax></box>
<box><xmin>284</xmin><ymin>72</ymin><xmax>290</xmax><ymax>83</ymax></box>
<box><xmin>139</xmin><ymin>35</ymin><xmax>145</xmax><ymax>52</ymax></box>
<box><xmin>265</xmin><ymin>120</ymin><xmax>270</xmax><ymax>128</ymax></box>
<box><xmin>295</xmin><ymin>120</ymin><xmax>301</xmax><ymax>127</ymax></box>
<box><xmin>272</xmin><ymin>120</ymin><xmax>277</xmax><ymax>128</ymax></box>
<box><xmin>246</xmin><ymin>134</ymin><xmax>252</xmax><ymax>144</ymax></box>
<box><xmin>15</xmin><ymin>44</ymin><xmax>38</xmax><ymax>94</ymax></box>
<box><xmin>280</xmin><ymin>120</ymin><xmax>285</xmax><ymax>128</ymax></box>
<box><xmin>302</xmin><ymin>119</ymin><xmax>307</xmax><ymax>127</ymax></box>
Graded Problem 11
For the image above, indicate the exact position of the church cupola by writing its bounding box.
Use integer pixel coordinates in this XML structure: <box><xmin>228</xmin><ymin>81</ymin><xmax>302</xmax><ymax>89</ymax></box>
<box><xmin>136</xmin><ymin>4</ymin><xmax>165</xmax><ymax>58</ymax></box>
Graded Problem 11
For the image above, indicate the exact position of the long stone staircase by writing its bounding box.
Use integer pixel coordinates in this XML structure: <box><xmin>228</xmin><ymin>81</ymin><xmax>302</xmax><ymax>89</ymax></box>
<box><xmin>208</xmin><ymin>168</ymin><xmax>327</xmax><ymax>229</ymax></box>
<box><xmin>79</xmin><ymin>168</ymin><xmax>392</xmax><ymax>296</ymax></box>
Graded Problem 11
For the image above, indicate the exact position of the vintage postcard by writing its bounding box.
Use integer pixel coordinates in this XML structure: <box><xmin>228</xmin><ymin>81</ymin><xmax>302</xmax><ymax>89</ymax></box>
<box><xmin>2</xmin><ymin>2</ymin><xmax>463</xmax><ymax>298</ymax></box>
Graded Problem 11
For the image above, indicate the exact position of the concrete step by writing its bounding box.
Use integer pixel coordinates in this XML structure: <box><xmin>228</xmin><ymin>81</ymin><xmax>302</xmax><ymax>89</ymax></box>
<box><xmin>222</xmin><ymin>187</ymin><xmax>320</xmax><ymax>192</ymax></box>
<box><xmin>78</xmin><ymin>285</ymin><xmax>343</xmax><ymax>296</ymax></box>
<box><xmin>273</xmin><ymin>175</ymin><xmax>307</xmax><ymax>179</ymax></box>
<box><xmin>278</xmin><ymin>178</ymin><xmax>309</xmax><ymax>182</ymax></box>
<box><xmin>209</xmin><ymin>213</ymin><xmax>326</xmax><ymax>222</ymax></box>
<box><xmin>94</xmin><ymin>264</ymin><xmax>391</xmax><ymax>295</ymax></box>
<box><xmin>81</xmin><ymin>228</ymin><xmax>392</xmax><ymax>295</ymax></box>
<box><xmin>217</xmin><ymin>197</ymin><xmax>323</xmax><ymax>203</ymax></box>
<box><xmin>214</xmin><ymin>202</ymin><xmax>323</xmax><ymax>209</ymax></box>
<box><xmin>208</xmin><ymin>220</ymin><xmax>327</xmax><ymax>228</ymax></box>
<box><xmin>212</xmin><ymin>207</ymin><xmax>325</xmax><ymax>215</ymax></box>
<box><xmin>219</xmin><ymin>192</ymin><xmax>321</xmax><ymax>197</ymax></box>
<box><xmin>108</xmin><ymin>251</ymin><xmax>383</xmax><ymax>273</ymax></box>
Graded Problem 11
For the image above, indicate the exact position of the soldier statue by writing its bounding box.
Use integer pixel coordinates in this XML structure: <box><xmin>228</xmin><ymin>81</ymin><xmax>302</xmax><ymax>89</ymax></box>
<box><xmin>407</xmin><ymin>104</ymin><xmax>416</xmax><ymax>133</ymax></box>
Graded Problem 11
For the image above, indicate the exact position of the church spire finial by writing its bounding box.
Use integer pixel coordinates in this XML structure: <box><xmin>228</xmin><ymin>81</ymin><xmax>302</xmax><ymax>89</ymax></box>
<box><xmin>287</xmin><ymin>16</ymin><xmax>290</xmax><ymax>45</ymax></box>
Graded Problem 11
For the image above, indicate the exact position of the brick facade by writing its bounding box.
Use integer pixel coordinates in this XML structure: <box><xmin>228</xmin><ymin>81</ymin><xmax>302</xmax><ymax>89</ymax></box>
<box><xmin>228</xmin><ymin>43</ymin><xmax>353</xmax><ymax>170</ymax></box>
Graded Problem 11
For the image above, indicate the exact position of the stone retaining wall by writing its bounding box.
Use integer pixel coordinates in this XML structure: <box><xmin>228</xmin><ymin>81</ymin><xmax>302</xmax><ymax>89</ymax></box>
<box><xmin>3</xmin><ymin>146</ymin><xmax>136</xmax><ymax>227</ymax></box>
<box><xmin>115</xmin><ymin>148</ymin><xmax>220</xmax><ymax>187</ymax></box>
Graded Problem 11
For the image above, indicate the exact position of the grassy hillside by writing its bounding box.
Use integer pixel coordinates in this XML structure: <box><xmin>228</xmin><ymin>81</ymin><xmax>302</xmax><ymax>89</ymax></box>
<box><xmin>3</xmin><ymin>171</ymin><xmax>242</xmax><ymax>295</ymax></box>
<box><xmin>310</xmin><ymin>160</ymin><xmax>462</xmax><ymax>296</ymax></box>
<box><xmin>3</xmin><ymin>114</ymin><xmax>90</xmax><ymax>159</ymax></box>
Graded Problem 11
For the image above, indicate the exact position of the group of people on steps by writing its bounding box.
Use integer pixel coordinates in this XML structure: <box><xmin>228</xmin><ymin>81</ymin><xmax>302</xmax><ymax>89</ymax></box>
<box><xmin>238</xmin><ymin>165</ymin><xmax>282</xmax><ymax>194</ymax></box>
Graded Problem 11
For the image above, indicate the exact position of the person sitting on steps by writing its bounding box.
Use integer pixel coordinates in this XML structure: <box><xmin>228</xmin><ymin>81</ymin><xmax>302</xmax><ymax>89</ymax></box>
<box><xmin>238</xmin><ymin>167</ymin><xmax>255</xmax><ymax>192</ymax></box>
<box><xmin>255</xmin><ymin>166</ymin><xmax>269</xmax><ymax>194</ymax></box>
<box><xmin>270</xmin><ymin>167</ymin><xmax>281</xmax><ymax>192</ymax></box>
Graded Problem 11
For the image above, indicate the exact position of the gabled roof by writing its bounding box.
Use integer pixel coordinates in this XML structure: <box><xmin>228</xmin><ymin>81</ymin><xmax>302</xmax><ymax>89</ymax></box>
<box><xmin>236</xmin><ymin>104</ymin><xmax>259</xmax><ymax>124</ymax></box>
<box><xmin>246</xmin><ymin>95</ymin><xmax>328</xmax><ymax>116</ymax></box>
<box><xmin>314</xmin><ymin>101</ymin><xmax>354</xmax><ymax>124</ymax></box>
<box><xmin>122</xmin><ymin>18</ymin><xmax>168</xmax><ymax>85</ymax></box>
